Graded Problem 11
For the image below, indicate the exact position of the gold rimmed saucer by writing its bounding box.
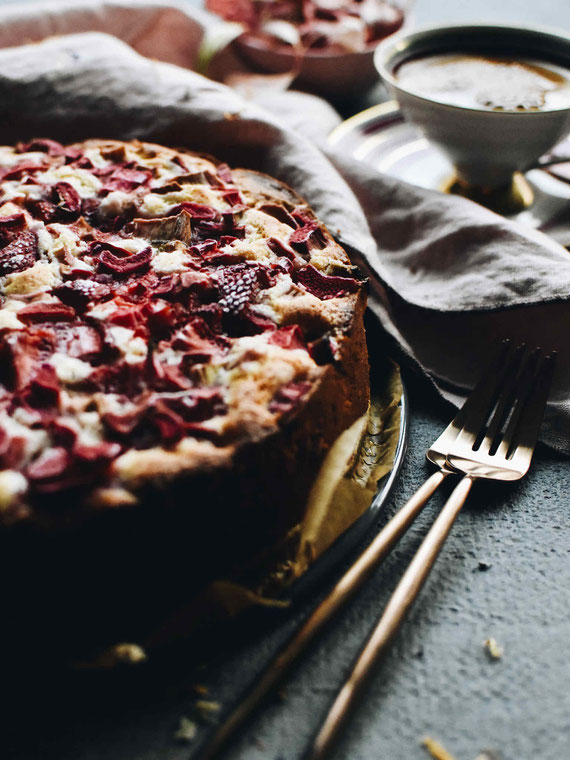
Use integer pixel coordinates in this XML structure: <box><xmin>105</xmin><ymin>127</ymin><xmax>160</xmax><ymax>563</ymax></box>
<box><xmin>329</xmin><ymin>101</ymin><xmax>570</xmax><ymax>245</ymax></box>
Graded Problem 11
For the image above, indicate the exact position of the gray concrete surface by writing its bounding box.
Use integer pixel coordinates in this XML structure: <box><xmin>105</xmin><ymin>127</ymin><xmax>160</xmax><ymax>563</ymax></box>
<box><xmin>2</xmin><ymin>2</ymin><xmax>570</xmax><ymax>760</ymax></box>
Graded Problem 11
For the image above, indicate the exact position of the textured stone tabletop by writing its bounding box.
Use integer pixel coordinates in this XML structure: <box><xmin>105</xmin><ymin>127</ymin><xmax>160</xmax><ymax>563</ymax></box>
<box><xmin>3</xmin><ymin>2</ymin><xmax>570</xmax><ymax>760</ymax></box>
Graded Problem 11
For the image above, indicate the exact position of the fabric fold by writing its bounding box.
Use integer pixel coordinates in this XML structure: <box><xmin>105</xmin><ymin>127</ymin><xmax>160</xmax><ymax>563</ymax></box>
<box><xmin>0</xmin><ymin>2</ymin><xmax>568</xmax><ymax>453</ymax></box>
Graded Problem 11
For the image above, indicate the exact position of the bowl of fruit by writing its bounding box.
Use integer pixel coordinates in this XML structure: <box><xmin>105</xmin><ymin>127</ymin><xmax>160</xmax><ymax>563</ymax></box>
<box><xmin>206</xmin><ymin>0</ymin><xmax>411</xmax><ymax>98</ymax></box>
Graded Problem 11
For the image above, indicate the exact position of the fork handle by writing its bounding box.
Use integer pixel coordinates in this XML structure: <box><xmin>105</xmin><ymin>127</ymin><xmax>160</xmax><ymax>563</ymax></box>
<box><xmin>305</xmin><ymin>475</ymin><xmax>475</xmax><ymax>760</ymax></box>
<box><xmin>199</xmin><ymin>471</ymin><xmax>447</xmax><ymax>760</ymax></box>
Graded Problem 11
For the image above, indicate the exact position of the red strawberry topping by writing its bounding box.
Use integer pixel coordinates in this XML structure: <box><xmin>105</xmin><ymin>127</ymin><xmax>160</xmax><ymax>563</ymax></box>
<box><xmin>0</xmin><ymin>140</ymin><xmax>361</xmax><ymax>508</ymax></box>
<box><xmin>0</xmin><ymin>230</ymin><xmax>37</xmax><ymax>275</ymax></box>
<box><xmin>269</xmin><ymin>381</ymin><xmax>312</xmax><ymax>414</ymax></box>
<box><xmin>52</xmin><ymin>182</ymin><xmax>81</xmax><ymax>219</ymax></box>
<box><xmin>18</xmin><ymin>303</ymin><xmax>76</xmax><ymax>323</ymax></box>
<box><xmin>102</xmin><ymin>167</ymin><xmax>152</xmax><ymax>193</ymax></box>
<box><xmin>269</xmin><ymin>324</ymin><xmax>306</xmax><ymax>350</ymax></box>
<box><xmin>16</xmin><ymin>138</ymin><xmax>65</xmax><ymax>156</ymax></box>
<box><xmin>98</xmin><ymin>246</ymin><xmax>152</xmax><ymax>276</ymax></box>
<box><xmin>295</xmin><ymin>265</ymin><xmax>361</xmax><ymax>300</ymax></box>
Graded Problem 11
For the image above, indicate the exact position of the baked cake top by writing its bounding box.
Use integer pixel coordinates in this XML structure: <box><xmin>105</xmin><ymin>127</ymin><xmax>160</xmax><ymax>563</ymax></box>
<box><xmin>0</xmin><ymin>139</ymin><xmax>364</xmax><ymax>524</ymax></box>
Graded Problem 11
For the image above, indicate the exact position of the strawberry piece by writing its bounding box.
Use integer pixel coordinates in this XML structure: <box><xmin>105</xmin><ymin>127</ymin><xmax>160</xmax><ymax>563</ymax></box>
<box><xmin>0</xmin><ymin>230</ymin><xmax>37</xmax><ymax>275</ymax></box>
<box><xmin>86</xmin><ymin>361</ymin><xmax>144</xmax><ymax>396</ymax></box>
<box><xmin>25</xmin><ymin>199</ymin><xmax>58</xmax><ymax>223</ymax></box>
<box><xmin>24</xmin><ymin>365</ymin><xmax>60</xmax><ymax>409</ymax></box>
<box><xmin>27</xmin><ymin>447</ymin><xmax>69</xmax><ymax>481</ymax></box>
<box><xmin>269</xmin><ymin>381</ymin><xmax>312</xmax><ymax>415</ymax></box>
<box><xmin>106</xmin><ymin>299</ymin><xmax>147</xmax><ymax>330</ymax></box>
<box><xmin>54</xmin><ymin>323</ymin><xmax>102</xmax><ymax>359</ymax></box>
<box><xmin>74</xmin><ymin>441</ymin><xmax>122</xmax><ymax>462</ymax></box>
<box><xmin>259</xmin><ymin>203</ymin><xmax>298</xmax><ymax>229</ymax></box>
<box><xmin>16</xmin><ymin>138</ymin><xmax>65</xmax><ymax>156</ymax></box>
<box><xmin>102</xmin><ymin>167</ymin><xmax>152</xmax><ymax>193</ymax></box>
<box><xmin>103</xmin><ymin>408</ymin><xmax>145</xmax><ymax>436</ymax></box>
<box><xmin>0</xmin><ymin>429</ymin><xmax>26</xmax><ymax>469</ymax></box>
<box><xmin>54</xmin><ymin>280</ymin><xmax>112</xmax><ymax>310</ymax></box>
<box><xmin>19</xmin><ymin>302</ymin><xmax>76</xmax><ymax>323</ymax></box>
<box><xmin>0</xmin><ymin>213</ymin><xmax>26</xmax><ymax>246</ymax></box>
<box><xmin>216</xmin><ymin>163</ymin><xmax>234</xmax><ymax>183</ymax></box>
<box><xmin>1</xmin><ymin>159</ymin><xmax>49</xmax><ymax>181</ymax></box>
<box><xmin>50</xmin><ymin>419</ymin><xmax>78</xmax><ymax>448</ymax></box>
<box><xmin>295</xmin><ymin>265</ymin><xmax>360</xmax><ymax>300</ymax></box>
<box><xmin>161</xmin><ymin>388</ymin><xmax>226</xmax><ymax>422</ymax></box>
<box><xmin>52</xmin><ymin>181</ymin><xmax>81</xmax><ymax>219</ymax></box>
<box><xmin>170</xmin><ymin>202</ymin><xmax>218</xmax><ymax>220</ymax></box>
<box><xmin>151</xmin><ymin>403</ymin><xmax>186</xmax><ymax>444</ymax></box>
<box><xmin>269</xmin><ymin>324</ymin><xmax>306</xmax><ymax>350</ymax></box>
<box><xmin>0</xmin><ymin>330</ymin><xmax>53</xmax><ymax>392</ymax></box>
<box><xmin>267</xmin><ymin>236</ymin><xmax>297</xmax><ymax>261</ymax></box>
<box><xmin>289</xmin><ymin>222</ymin><xmax>327</xmax><ymax>252</ymax></box>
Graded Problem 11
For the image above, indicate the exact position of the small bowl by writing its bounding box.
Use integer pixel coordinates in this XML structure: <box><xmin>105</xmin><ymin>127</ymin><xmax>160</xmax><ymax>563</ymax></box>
<box><xmin>233</xmin><ymin>35</ymin><xmax>382</xmax><ymax>97</ymax></box>
<box><xmin>374</xmin><ymin>24</ymin><xmax>570</xmax><ymax>188</ymax></box>
<box><xmin>230</xmin><ymin>1</ymin><xmax>413</xmax><ymax>99</ymax></box>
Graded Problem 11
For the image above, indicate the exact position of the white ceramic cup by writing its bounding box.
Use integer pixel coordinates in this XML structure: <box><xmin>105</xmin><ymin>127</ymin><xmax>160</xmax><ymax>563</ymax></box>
<box><xmin>374</xmin><ymin>24</ymin><xmax>570</xmax><ymax>188</ymax></box>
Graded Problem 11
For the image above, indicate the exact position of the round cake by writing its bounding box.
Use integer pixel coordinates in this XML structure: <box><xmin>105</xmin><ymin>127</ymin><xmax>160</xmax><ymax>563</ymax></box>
<box><xmin>0</xmin><ymin>138</ymin><xmax>369</xmax><ymax>660</ymax></box>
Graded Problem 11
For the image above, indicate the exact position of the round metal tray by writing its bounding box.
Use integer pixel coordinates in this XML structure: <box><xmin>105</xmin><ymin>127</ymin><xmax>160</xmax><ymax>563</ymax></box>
<box><xmin>290</xmin><ymin>370</ymin><xmax>409</xmax><ymax>602</ymax></box>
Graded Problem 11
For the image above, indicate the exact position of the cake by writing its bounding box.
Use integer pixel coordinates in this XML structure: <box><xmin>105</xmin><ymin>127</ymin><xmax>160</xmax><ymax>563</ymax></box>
<box><xmin>0</xmin><ymin>138</ymin><xmax>369</xmax><ymax>661</ymax></box>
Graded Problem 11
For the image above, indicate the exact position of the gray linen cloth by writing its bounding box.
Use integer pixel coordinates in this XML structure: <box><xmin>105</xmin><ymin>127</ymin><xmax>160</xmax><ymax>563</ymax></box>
<box><xmin>0</xmin><ymin>0</ymin><xmax>569</xmax><ymax>453</ymax></box>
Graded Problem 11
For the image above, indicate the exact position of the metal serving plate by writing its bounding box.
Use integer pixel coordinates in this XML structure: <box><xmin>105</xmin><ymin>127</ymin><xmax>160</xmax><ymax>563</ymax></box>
<box><xmin>290</xmin><ymin>367</ymin><xmax>409</xmax><ymax>603</ymax></box>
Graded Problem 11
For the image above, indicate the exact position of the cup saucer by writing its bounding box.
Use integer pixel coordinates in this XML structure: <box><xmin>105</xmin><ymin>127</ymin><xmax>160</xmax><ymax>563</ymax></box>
<box><xmin>329</xmin><ymin>101</ymin><xmax>570</xmax><ymax>247</ymax></box>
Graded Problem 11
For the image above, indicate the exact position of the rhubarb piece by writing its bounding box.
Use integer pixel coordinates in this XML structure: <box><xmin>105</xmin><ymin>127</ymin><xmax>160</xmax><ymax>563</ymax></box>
<box><xmin>132</xmin><ymin>210</ymin><xmax>192</xmax><ymax>242</ymax></box>
<box><xmin>98</xmin><ymin>246</ymin><xmax>152</xmax><ymax>276</ymax></box>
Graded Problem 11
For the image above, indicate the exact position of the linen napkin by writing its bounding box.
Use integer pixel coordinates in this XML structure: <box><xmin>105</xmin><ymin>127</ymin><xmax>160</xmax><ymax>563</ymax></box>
<box><xmin>0</xmin><ymin>0</ymin><xmax>569</xmax><ymax>455</ymax></box>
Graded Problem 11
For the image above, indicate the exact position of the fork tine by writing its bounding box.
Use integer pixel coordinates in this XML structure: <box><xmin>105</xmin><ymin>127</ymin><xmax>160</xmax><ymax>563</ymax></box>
<box><xmin>450</xmin><ymin>339</ymin><xmax>512</xmax><ymax>431</ymax></box>
<box><xmin>479</xmin><ymin>346</ymin><xmax>538</xmax><ymax>455</ymax></box>
<box><xmin>492</xmin><ymin>349</ymin><xmax>543</xmax><ymax>459</ymax></box>
<box><xmin>454</xmin><ymin>341</ymin><xmax>523</xmax><ymax>450</ymax></box>
<box><xmin>504</xmin><ymin>352</ymin><xmax>555</xmax><ymax>472</ymax></box>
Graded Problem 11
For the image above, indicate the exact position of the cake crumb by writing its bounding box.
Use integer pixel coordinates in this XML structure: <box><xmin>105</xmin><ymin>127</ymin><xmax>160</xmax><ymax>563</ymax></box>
<box><xmin>75</xmin><ymin>642</ymin><xmax>147</xmax><ymax>670</ymax></box>
<box><xmin>483</xmin><ymin>637</ymin><xmax>503</xmax><ymax>660</ymax></box>
<box><xmin>475</xmin><ymin>751</ymin><xmax>502</xmax><ymax>760</ymax></box>
<box><xmin>422</xmin><ymin>736</ymin><xmax>457</xmax><ymax>760</ymax></box>
<box><xmin>174</xmin><ymin>716</ymin><xmax>198</xmax><ymax>743</ymax></box>
<box><xmin>195</xmin><ymin>699</ymin><xmax>221</xmax><ymax>723</ymax></box>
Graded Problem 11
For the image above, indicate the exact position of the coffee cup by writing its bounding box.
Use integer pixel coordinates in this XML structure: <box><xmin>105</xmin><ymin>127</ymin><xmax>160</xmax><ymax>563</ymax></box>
<box><xmin>374</xmin><ymin>24</ymin><xmax>570</xmax><ymax>189</ymax></box>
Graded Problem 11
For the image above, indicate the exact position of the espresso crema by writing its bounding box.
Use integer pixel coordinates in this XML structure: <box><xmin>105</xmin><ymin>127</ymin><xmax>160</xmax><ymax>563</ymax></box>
<box><xmin>396</xmin><ymin>53</ymin><xmax>570</xmax><ymax>111</ymax></box>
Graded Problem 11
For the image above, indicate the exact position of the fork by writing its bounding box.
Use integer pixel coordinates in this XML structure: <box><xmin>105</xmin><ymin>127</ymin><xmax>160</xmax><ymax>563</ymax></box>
<box><xmin>199</xmin><ymin>341</ymin><xmax>534</xmax><ymax>760</ymax></box>
<box><xmin>304</xmin><ymin>343</ymin><xmax>555</xmax><ymax>760</ymax></box>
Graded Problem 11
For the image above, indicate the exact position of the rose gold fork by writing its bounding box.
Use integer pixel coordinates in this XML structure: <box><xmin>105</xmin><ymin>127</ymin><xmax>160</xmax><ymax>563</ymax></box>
<box><xmin>199</xmin><ymin>341</ymin><xmax>535</xmax><ymax>760</ymax></box>
<box><xmin>305</xmin><ymin>344</ymin><xmax>555</xmax><ymax>760</ymax></box>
